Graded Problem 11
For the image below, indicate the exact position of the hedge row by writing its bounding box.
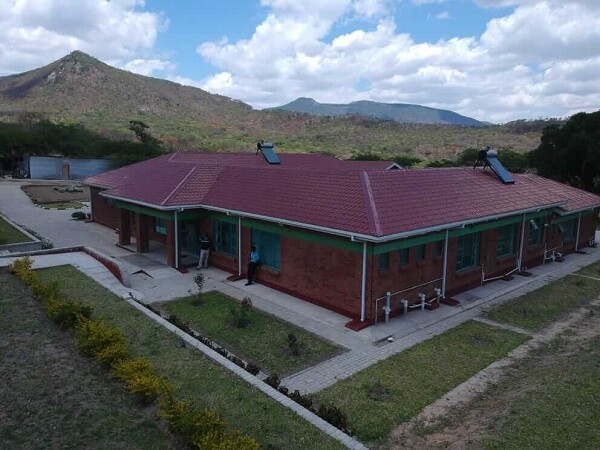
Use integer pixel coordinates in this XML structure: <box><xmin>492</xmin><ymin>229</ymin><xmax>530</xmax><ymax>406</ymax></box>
<box><xmin>9</xmin><ymin>257</ymin><xmax>259</xmax><ymax>450</ymax></box>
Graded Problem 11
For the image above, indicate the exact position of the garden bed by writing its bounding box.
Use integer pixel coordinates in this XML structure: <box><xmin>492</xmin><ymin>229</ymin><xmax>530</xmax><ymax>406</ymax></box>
<box><xmin>156</xmin><ymin>293</ymin><xmax>343</xmax><ymax>376</ymax></box>
<box><xmin>0</xmin><ymin>269</ymin><xmax>174</xmax><ymax>449</ymax></box>
<box><xmin>0</xmin><ymin>215</ymin><xmax>32</xmax><ymax>245</ymax></box>
<box><xmin>35</xmin><ymin>265</ymin><xmax>344</xmax><ymax>449</ymax></box>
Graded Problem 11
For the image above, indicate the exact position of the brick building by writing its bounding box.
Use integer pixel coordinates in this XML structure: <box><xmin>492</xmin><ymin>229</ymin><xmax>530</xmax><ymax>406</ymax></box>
<box><xmin>85</xmin><ymin>149</ymin><xmax>599</xmax><ymax>326</ymax></box>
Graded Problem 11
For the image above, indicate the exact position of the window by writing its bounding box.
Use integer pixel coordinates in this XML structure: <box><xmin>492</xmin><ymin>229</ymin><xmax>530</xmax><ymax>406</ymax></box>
<box><xmin>154</xmin><ymin>217</ymin><xmax>167</xmax><ymax>235</ymax></box>
<box><xmin>416</xmin><ymin>244</ymin><xmax>426</xmax><ymax>262</ymax></box>
<box><xmin>434</xmin><ymin>240</ymin><xmax>444</xmax><ymax>258</ymax></box>
<box><xmin>456</xmin><ymin>232</ymin><xmax>481</xmax><ymax>271</ymax></box>
<box><xmin>213</xmin><ymin>219</ymin><xmax>237</xmax><ymax>255</ymax></box>
<box><xmin>399</xmin><ymin>248</ymin><xmax>409</xmax><ymax>266</ymax></box>
<box><xmin>562</xmin><ymin>218</ymin><xmax>577</xmax><ymax>241</ymax></box>
<box><xmin>528</xmin><ymin>218</ymin><xmax>543</xmax><ymax>246</ymax></box>
<box><xmin>497</xmin><ymin>224</ymin><xmax>517</xmax><ymax>257</ymax></box>
<box><xmin>251</xmin><ymin>229</ymin><xmax>281</xmax><ymax>270</ymax></box>
<box><xmin>378</xmin><ymin>253</ymin><xmax>389</xmax><ymax>271</ymax></box>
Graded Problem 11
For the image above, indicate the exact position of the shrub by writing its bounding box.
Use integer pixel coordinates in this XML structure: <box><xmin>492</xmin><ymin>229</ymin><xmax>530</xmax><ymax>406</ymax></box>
<box><xmin>245</xmin><ymin>363</ymin><xmax>260</xmax><ymax>376</ymax></box>
<box><xmin>264</xmin><ymin>373</ymin><xmax>280</xmax><ymax>389</ymax></box>
<box><xmin>71</xmin><ymin>211</ymin><xmax>86</xmax><ymax>220</ymax></box>
<box><xmin>289</xmin><ymin>390</ymin><xmax>313</xmax><ymax>409</ymax></box>
<box><xmin>316</xmin><ymin>404</ymin><xmax>350</xmax><ymax>433</ymax></box>
<box><xmin>159</xmin><ymin>399</ymin><xmax>198</xmax><ymax>438</ymax></box>
<box><xmin>286</xmin><ymin>333</ymin><xmax>301</xmax><ymax>356</ymax></box>
<box><xmin>229</xmin><ymin>303</ymin><xmax>251</xmax><ymax>328</ymax></box>
<box><xmin>192</xmin><ymin>273</ymin><xmax>204</xmax><ymax>306</ymax></box>
<box><xmin>113</xmin><ymin>358</ymin><xmax>173</xmax><ymax>403</ymax></box>
<box><xmin>167</xmin><ymin>314</ymin><xmax>191</xmax><ymax>333</ymax></box>
<box><xmin>75</xmin><ymin>318</ymin><xmax>127</xmax><ymax>361</ymax></box>
<box><xmin>94</xmin><ymin>340</ymin><xmax>129</xmax><ymax>366</ymax></box>
<box><xmin>44</xmin><ymin>296</ymin><xmax>92</xmax><ymax>330</ymax></box>
<box><xmin>9</xmin><ymin>257</ymin><xmax>37</xmax><ymax>285</ymax></box>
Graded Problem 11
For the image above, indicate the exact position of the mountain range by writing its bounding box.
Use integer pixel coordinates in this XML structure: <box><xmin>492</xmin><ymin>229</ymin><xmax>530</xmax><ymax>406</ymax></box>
<box><xmin>270</xmin><ymin>97</ymin><xmax>485</xmax><ymax>127</ymax></box>
<box><xmin>0</xmin><ymin>51</ymin><xmax>542</xmax><ymax>159</ymax></box>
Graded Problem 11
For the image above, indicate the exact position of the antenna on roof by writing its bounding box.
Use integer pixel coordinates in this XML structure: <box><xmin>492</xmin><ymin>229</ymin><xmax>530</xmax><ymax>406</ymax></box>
<box><xmin>256</xmin><ymin>140</ymin><xmax>281</xmax><ymax>165</ymax></box>
<box><xmin>474</xmin><ymin>146</ymin><xmax>514</xmax><ymax>184</ymax></box>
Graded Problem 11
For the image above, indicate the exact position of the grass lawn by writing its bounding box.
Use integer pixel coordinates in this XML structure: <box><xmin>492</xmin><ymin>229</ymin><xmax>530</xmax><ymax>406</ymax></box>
<box><xmin>40</xmin><ymin>201</ymin><xmax>84</xmax><ymax>209</ymax></box>
<box><xmin>36</xmin><ymin>265</ymin><xmax>343</xmax><ymax>450</ymax></box>
<box><xmin>314</xmin><ymin>320</ymin><xmax>529</xmax><ymax>444</ymax></box>
<box><xmin>0</xmin><ymin>215</ymin><xmax>31</xmax><ymax>245</ymax></box>
<box><xmin>0</xmin><ymin>269</ymin><xmax>173</xmax><ymax>449</ymax></box>
<box><xmin>485</xmin><ymin>334</ymin><xmax>600</xmax><ymax>449</ymax></box>
<box><xmin>577</xmin><ymin>259</ymin><xmax>600</xmax><ymax>279</ymax></box>
<box><xmin>486</xmin><ymin>261</ymin><xmax>600</xmax><ymax>330</ymax></box>
<box><xmin>157</xmin><ymin>293</ymin><xmax>342</xmax><ymax>376</ymax></box>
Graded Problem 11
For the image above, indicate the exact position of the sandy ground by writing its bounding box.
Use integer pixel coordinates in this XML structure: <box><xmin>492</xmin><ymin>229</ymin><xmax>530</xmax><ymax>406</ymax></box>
<box><xmin>382</xmin><ymin>295</ymin><xmax>600</xmax><ymax>449</ymax></box>
<box><xmin>21</xmin><ymin>183</ymin><xmax>89</xmax><ymax>203</ymax></box>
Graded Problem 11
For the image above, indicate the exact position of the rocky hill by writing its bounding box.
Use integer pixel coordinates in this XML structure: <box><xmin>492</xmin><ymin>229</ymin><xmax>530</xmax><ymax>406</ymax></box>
<box><xmin>271</xmin><ymin>97</ymin><xmax>485</xmax><ymax>127</ymax></box>
<box><xmin>0</xmin><ymin>51</ymin><xmax>542</xmax><ymax>159</ymax></box>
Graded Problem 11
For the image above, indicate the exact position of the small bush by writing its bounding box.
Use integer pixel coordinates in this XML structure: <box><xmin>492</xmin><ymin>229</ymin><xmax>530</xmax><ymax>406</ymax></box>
<box><xmin>71</xmin><ymin>211</ymin><xmax>86</xmax><ymax>220</ymax></box>
<box><xmin>265</xmin><ymin>373</ymin><xmax>280</xmax><ymax>389</ymax></box>
<box><xmin>159</xmin><ymin>399</ymin><xmax>198</xmax><ymax>438</ymax></box>
<box><xmin>75</xmin><ymin>318</ymin><xmax>127</xmax><ymax>361</ymax></box>
<box><xmin>316</xmin><ymin>404</ymin><xmax>350</xmax><ymax>433</ymax></box>
<box><xmin>9</xmin><ymin>257</ymin><xmax>37</xmax><ymax>285</ymax></box>
<box><xmin>286</xmin><ymin>333</ymin><xmax>301</xmax><ymax>357</ymax></box>
<box><xmin>246</xmin><ymin>363</ymin><xmax>260</xmax><ymax>376</ymax></box>
<box><xmin>229</xmin><ymin>303</ymin><xmax>251</xmax><ymax>328</ymax></box>
<box><xmin>167</xmin><ymin>314</ymin><xmax>191</xmax><ymax>333</ymax></box>
<box><xmin>289</xmin><ymin>390</ymin><xmax>313</xmax><ymax>409</ymax></box>
<box><xmin>44</xmin><ymin>296</ymin><xmax>92</xmax><ymax>330</ymax></box>
<box><xmin>113</xmin><ymin>358</ymin><xmax>172</xmax><ymax>403</ymax></box>
<box><xmin>192</xmin><ymin>273</ymin><xmax>204</xmax><ymax>306</ymax></box>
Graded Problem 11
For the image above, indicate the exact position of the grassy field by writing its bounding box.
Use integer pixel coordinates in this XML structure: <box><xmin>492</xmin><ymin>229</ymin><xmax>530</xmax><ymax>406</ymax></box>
<box><xmin>0</xmin><ymin>215</ymin><xmax>31</xmax><ymax>245</ymax></box>
<box><xmin>158</xmin><ymin>293</ymin><xmax>342</xmax><ymax>376</ymax></box>
<box><xmin>486</xmin><ymin>261</ymin><xmax>600</xmax><ymax>330</ymax></box>
<box><xmin>0</xmin><ymin>269</ymin><xmax>174</xmax><ymax>449</ymax></box>
<box><xmin>314</xmin><ymin>320</ymin><xmax>529</xmax><ymax>444</ymax></box>
<box><xmin>36</xmin><ymin>265</ymin><xmax>343</xmax><ymax>450</ymax></box>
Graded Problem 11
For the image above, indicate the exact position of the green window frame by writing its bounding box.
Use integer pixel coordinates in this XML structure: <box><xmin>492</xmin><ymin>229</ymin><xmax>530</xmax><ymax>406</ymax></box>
<box><xmin>434</xmin><ymin>240</ymin><xmax>444</xmax><ymax>258</ymax></box>
<box><xmin>213</xmin><ymin>219</ymin><xmax>237</xmax><ymax>255</ymax></box>
<box><xmin>154</xmin><ymin>217</ymin><xmax>167</xmax><ymax>235</ymax></box>
<box><xmin>562</xmin><ymin>218</ymin><xmax>577</xmax><ymax>241</ymax></box>
<box><xmin>379</xmin><ymin>253</ymin><xmax>389</xmax><ymax>271</ymax></box>
<box><xmin>497</xmin><ymin>224</ymin><xmax>517</xmax><ymax>257</ymax></box>
<box><xmin>456</xmin><ymin>232</ymin><xmax>481</xmax><ymax>271</ymax></box>
<box><xmin>528</xmin><ymin>218</ymin><xmax>543</xmax><ymax>246</ymax></box>
<box><xmin>416</xmin><ymin>244</ymin><xmax>426</xmax><ymax>262</ymax></box>
<box><xmin>251</xmin><ymin>229</ymin><xmax>281</xmax><ymax>270</ymax></box>
<box><xmin>399</xmin><ymin>248</ymin><xmax>409</xmax><ymax>266</ymax></box>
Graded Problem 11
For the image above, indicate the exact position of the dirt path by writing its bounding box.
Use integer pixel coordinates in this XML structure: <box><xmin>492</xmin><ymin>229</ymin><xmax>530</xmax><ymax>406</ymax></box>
<box><xmin>382</xmin><ymin>296</ymin><xmax>600</xmax><ymax>449</ymax></box>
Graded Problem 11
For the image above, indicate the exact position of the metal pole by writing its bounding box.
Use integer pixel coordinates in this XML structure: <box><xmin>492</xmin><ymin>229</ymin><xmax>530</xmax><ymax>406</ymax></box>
<box><xmin>238</xmin><ymin>215</ymin><xmax>242</xmax><ymax>276</ymax></box>
<box><xmin>360</xmin><ymin>241</ymin><xmax>367</xmax><ymax>322</ymax></box>
<box><xmin>174</xmin><ymin>210</ymin><xmax>179</xmax><ymax>269</ymax></box>
<box><xmin>441</xmin><ymin>229</ymin><xmax>449</xmax><ymax>298</ymax></box>
<box><xmin>517</xmin><ymin>214</ymin><xmax>526</xmax><ymax>271</ymax></box>
<box><xmin>575</xmin><ymin>212</ymin><xmax>582</xmax><ymax>251</ymax></box>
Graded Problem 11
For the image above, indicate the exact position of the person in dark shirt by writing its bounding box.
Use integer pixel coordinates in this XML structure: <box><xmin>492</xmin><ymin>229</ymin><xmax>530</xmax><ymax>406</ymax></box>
<box><xmin>197</xmin><ymin>233</ymin><xmax>211</xmax><ymax>269</ymax></box>
<box><xmin>245</xmin><ymin>246</ymin><xmax>260</xmax><ymax>285</ymax></box>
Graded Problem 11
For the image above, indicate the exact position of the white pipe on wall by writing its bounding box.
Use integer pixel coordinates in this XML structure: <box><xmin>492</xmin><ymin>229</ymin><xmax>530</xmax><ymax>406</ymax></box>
<box><xmin>441</xmin><ymin>229</ymin><xmax>449</xmax><ymax>298</ymax></box>
<box><xmin>517</xmin><ymin>214</ymin><xmax>526</xmax><ymax>271</ymax></box>
<box><xmin>238</xmin><ymin>215</ymin><xmax>242</xmax><ymax>275</ymax></box>
<box><xmin>174</xmin><ymin>210</ymin><xmax>179</xmax><ymax>269</ymax></box>
<box><xmin>360</xmin><ymin>241</ymin><xmax>367</xmax><ymax>322</ymax></box>
<box><xmin>575</xmin><ymin>212</ymin><xmax>582</xmax><ymax>251</ymax></box>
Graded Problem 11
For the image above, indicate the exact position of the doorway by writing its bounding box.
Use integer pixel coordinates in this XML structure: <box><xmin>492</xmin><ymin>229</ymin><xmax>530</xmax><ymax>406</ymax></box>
<box><xmin>179</xmin><ymin>220</ymin><xmax>199</xmax><ymax>267</ymax></box>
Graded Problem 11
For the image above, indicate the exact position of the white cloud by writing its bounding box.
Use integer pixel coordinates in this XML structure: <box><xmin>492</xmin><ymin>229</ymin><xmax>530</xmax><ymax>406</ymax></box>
<box><xmin>122</xmin><ymin>58</ymin><xmax>175</xmax><ymax>77</ymax></box>
<box><xmin>435</xmin><ymin>11</ymin><xmax>450</xmax><ymax>19</ymax></box>
<box><xmin>0</xmin><ymin>0</ymin><xmax>168</xmax><ymax>75</ymax></box>
<box><xmin>195</xmin><ymin>0</ymin><xmax>600</xmax><ymax>122</ymax></box>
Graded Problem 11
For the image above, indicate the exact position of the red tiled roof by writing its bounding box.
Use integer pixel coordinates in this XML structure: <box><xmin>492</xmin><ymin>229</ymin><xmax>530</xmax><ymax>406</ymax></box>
<box><xmin>86</xmin><ymin>152</ymin><xmax>600</xmax><ymax>238</ymax></box>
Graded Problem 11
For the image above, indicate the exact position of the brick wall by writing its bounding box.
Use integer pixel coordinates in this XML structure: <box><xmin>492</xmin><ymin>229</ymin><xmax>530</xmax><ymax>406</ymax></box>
<box><xmin>90</xmin><ymin>187</ymin><xmax>119</xmax><ymax>228</ymax></box>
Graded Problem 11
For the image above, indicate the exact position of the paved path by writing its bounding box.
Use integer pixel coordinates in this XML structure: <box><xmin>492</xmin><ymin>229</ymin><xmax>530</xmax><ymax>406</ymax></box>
<box><xmin>0</xmin><ymin>179</ymin><xmax>129</xmax><ymax>258</ymax></box>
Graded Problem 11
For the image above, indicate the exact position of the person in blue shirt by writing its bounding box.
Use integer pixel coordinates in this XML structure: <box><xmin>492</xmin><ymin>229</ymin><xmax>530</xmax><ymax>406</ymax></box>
<box><xmin>246</xmin><ymin>246</ymin><xmax>260</xmax><ymax>286</ymax></box>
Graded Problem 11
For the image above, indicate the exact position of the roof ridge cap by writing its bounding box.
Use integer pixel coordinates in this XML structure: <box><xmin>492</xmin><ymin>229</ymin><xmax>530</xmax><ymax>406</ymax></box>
<box><xmin>161</xmin><ymin>165</ymin><xmax>199</xmax><ymax>205</ymax></box>
<box><xmin>360</xmin><ymin>171</ymin><xmax>382</xmax><ymax>236</ymax></box>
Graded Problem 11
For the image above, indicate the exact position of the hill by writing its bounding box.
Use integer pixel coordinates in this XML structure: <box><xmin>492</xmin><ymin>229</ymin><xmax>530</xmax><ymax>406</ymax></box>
<box><xmin>0</xmin><ymin>51</ymin><xmax>542</xmax><ymax>159</ymax></box>
<box><xmin>270</xmin><ymin>97</ymin><xmax>485</xmax><ymax>127</ymax></box>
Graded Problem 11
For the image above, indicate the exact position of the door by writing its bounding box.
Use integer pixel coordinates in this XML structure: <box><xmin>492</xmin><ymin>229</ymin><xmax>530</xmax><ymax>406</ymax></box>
<box><xmin>179</xmin><ymin>220</ymin><xmax>199</xmax><ymax>266</ymax></box>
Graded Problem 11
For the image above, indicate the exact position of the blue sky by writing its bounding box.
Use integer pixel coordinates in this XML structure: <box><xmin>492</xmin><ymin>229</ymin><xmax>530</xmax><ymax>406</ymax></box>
<box><xmin>1</xmin><ymin>0</ymin><xmax>599</xmax><ymax>122</ymax></box>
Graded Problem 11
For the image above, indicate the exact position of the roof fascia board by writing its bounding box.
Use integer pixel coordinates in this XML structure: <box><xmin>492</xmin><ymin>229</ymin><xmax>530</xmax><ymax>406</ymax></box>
<box><xmin>553</xmin><ymin>206</ymin><xmax>599</xmax><ymax>216</ymax></box>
